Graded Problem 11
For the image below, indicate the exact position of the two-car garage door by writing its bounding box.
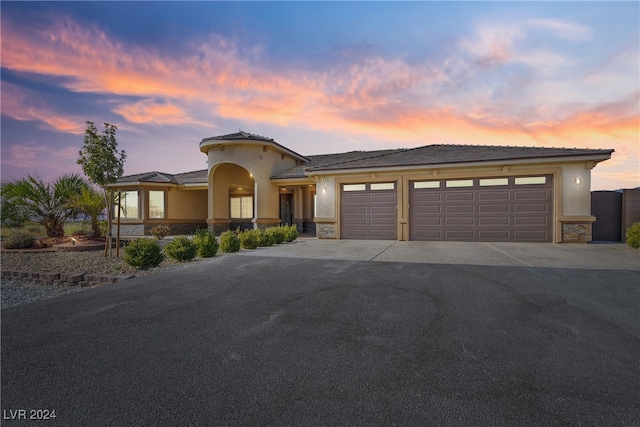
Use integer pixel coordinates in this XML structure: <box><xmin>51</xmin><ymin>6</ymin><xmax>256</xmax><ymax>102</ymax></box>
<box><xmin>340</xmin><ymin>176</ymin><xmax>553</xmax><ymax>242</ymax></box>
<box><xmin>409</xmin><ymin>176</ymin><xmax>553</xmax><ymax>242</ymax></box>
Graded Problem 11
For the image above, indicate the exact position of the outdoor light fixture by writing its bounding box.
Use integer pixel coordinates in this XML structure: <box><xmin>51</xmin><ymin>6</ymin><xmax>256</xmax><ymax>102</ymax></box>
<box><xmin>322</xmin><ymin>186</ymin><xmax>327</xmax><ymax>193</ymax></box>
<box><xmin>575</xmin><ymin>177</ymin><xmax>582</xmax><ymax>185</ymax></box>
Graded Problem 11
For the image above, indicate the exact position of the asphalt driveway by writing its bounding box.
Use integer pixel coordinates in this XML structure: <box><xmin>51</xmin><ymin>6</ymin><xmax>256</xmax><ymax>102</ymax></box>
<box><xmin>2</xmin><ymin>241</ymin><xmax>639</xmax><ymax>426</ymax></box>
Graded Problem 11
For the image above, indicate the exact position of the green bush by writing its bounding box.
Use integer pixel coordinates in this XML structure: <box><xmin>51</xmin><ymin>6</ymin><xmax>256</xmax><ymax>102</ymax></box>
<box><xmin>219</xmin><ymin>230</ymin><xmax>241</xmax><ymax>253</ymax></box>
<box><xmin>284</xmin><ymin>224</ymin><xmax>299</xmax><ymax>242</ymax></box>
<box><xmin>267</xmin><ymin>226</ymin><xmax>287</xmax><ymax>244</ymax></box>
<box><xmin>150</xmin><ymin>225</ymin><xmax>170</xmax><ymax>240</ymax></box>
<box><xmin>164</xmin><ymin>236</ymin><xmax>198</xmax><ymax>262</ymax></box>
<box><xmin>193</xmin><ymin>228</ymin><xmax>219</xmax><ymax>257</ymax></box>
<box><xmin>258</xmin><ymin>229</ymin><xmax>275</xmax><ymax>247</ymax></box>
<box><xmin>238</xmin><ymin>228</ymin><xmax>261</xmax><ymax>250</ymax></box>
<box><xmin>1</xmin><ymin>233</ymin><xmax>35</xmax><ymax>249</ymax></box>
<box><xmin>626</xmin><ymin>222</ymin><xmax>640</xmax><ymax>249</ymax></box>
<box><xmin>123</xmin><ymin>238</ymin><xmax>164</xmax><ymax>268</ymax></box>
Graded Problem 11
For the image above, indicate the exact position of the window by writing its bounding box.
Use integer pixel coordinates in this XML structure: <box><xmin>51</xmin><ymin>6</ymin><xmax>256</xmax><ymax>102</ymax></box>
<box><xmin>230</xmin><ymin>196</ymin><xmax>253</xmax><ymax>219</ymax></box>
<box><xmin>343</xmin><ymin>184</ymin><xmax>366</xmax><ymax>191</ymax></box>
<box><xmin>414</xmin><ymin>181</ymin><xmax>440</xmax><ymax>189</ymax></box>
<box><xmin>515</xmin><ymin>177</ymin><xmax>546</xmax><ymax>185</ymax></box>
<box><xmin>149</xmin><ymin>191</ymin><xmax>165</xmax><ymax>219</ymax></box>
<box><xmin>117</xmin><ymin>191</ymin><xmax>139</xmax><ymax>219</ymax></box>
<box><xmin>479</xmin><ymin>178</ymin><xmax>508</xmax><ymax>187</ymax></box>
<box><xmin>371</xmin><ymin>182</ymin><xmax>395</xmax><ymax>190</ymax></box>
<box><xmin>313</xmin><ymin>193</ymin><xmax>317</xmax><ymax>218</ymax></box>
<box><xmin>446</xmin><ymin>179</ymin><xmax>474</xmax><ymax>188</ymax></box>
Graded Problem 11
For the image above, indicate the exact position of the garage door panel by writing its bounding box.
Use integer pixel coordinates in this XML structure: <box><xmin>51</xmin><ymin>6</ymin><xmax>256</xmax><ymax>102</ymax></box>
<box><xmin>370</xmin><ymin>194</ymin><xmax>396</xmax><ymax>203</ymax></box>
<box><xmin>410</xmin><ymin>176</ymin><xmax>552</xmax><ymax>242</ymax></box>
<box><xmin>514</xmin><ymin>189</ymin><xmax>549</xmax><ymax>200</ymax></box>
<box><xmin>445</xmin><ymin>217</ymin><xmax>474</xmax><ymax>226</ymax></box>
<box><xmin>370</xmin><ymin>206</ymin><xmax>395</xmax><ymax>215</ymax></box>
<box><xmin>479</xmin><ymin>204</ymin><xmax>510</xmax><ymax>213</ymax></box>
<box><xmin>478</xmin><ymin>190</ymin><xmax>510</xmax><ymax>200</ymax></box>
<box><xmin>479</xmin><ymin>217</ymin><xmax>510</xmax><ymax>226</ymax></box>
<box><xmin>445</xmin><ymin>192</ymin><xmax>475</xmax><ymax>202</ymax></box>
<box><xmin>445</xmin><ymin>205</ymin><xmax>475</xmax><ymax>214</ymax></box>
<box><xmin>414</xmin><ymin>193</ymin><xmax>443</xmax><ymax>202</ymax></box>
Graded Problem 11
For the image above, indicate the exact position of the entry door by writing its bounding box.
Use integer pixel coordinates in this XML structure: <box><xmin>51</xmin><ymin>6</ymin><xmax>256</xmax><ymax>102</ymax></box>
<box><xmin>280</xmin><ymin>194</ymin><xmax>292</xmax><ymax>226</ymax></box>
<box><xmin>341</xmin><ymin>182</ymin><xmax>397</xmax><ymax>240</ymax></box>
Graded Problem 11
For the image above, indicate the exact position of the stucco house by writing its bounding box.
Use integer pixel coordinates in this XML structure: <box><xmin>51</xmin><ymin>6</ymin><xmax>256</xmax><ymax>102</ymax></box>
<box><xmin>110</xmin><ymin>131</ymin><xmax>613</xmax><ymax>243</ymax></box>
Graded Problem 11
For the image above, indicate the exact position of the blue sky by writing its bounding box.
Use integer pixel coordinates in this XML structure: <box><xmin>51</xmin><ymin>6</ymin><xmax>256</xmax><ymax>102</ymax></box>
<box><xmin>1</xmin><ymin>1</ymin><xmax>638</xmax><ymax>190</ymax></box>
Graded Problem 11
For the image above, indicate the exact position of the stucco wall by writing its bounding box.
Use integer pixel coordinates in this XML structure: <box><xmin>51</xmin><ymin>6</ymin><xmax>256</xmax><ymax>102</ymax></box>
<box><xmin>561</xmin><ymin>163</ymin><xmax>592</xmax><ymax>216</ymax></box>
<box><xmin>314</xmin><ymin>177</ymin><xmax>336</xmax><ymax>219</ymax></box>
<box><xmin>168</xmin><ymin>189</ymin><xmax>207</xmax><ymax>220</ymax></box>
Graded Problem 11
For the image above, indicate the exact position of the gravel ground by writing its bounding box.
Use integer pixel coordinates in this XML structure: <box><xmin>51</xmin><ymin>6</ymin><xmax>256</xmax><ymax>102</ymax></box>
<box><xmin>1</xmin><ymin>250</ymin><xmax>221</xmax><ymax>309</ymax></box>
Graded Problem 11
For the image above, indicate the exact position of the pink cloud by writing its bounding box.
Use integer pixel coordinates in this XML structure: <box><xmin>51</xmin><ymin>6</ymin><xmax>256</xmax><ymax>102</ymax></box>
<box><xmin>1</xmin><ymin>82</ymin><xmax>85</xmax><ymax>134</ymax></box>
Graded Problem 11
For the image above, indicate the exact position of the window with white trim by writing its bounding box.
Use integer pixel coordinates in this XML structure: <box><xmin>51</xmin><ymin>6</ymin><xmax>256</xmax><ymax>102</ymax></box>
<box><xmin>149</xmin><ymin>190</ymin><xmax>165</xmax><ymax>219</ymax></box>
<box><xmin>515</xmin><ymin>177</ymin><xmax>546</xmax><ymax>185</ymax></box>
<box><xmin>414</xmin><ymin>181</ymin><xmax>440</xmax><ymax>189</ymax></box>
<box><xmin>230</xmin><ymin>196</ymin><xmax>253</xmax><ymax>219</ymax></box>
<box><xmin>446</xmin><ymin>179</ymin><xmax>474</xmax><ymax>188</ymax></box>
<box><xmin>343</xmin><ymin>184</ymin><xmax>366</xmax><ymax>191</ymax></box>
<box><xmin>371</xmin><ymin>182</ymin><xmax>395</xmax><ymax>190</ymax></box>
<box><xmin>117</xmin><ymin>191</ymin><xmax>139</xmax><ymax>219</ymax></box>
<box><xmin>479</xmin><ymin>178</ymin><xmax>508</xmax><ymax>187</ymax></box>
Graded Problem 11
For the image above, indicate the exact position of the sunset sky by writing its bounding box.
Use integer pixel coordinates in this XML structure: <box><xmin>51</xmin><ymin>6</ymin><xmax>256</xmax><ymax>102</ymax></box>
<box><xmin>1</xmin><ymin>1</ymin><xmax>638</xmax><ymax>190</ymax></box>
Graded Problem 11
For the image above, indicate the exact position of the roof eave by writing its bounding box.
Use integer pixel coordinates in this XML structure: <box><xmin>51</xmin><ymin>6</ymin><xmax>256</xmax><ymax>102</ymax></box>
<box><xmin>304</xmin><ymin>153</ymin><xmax>614</xmax><ymax>176</ymax></box>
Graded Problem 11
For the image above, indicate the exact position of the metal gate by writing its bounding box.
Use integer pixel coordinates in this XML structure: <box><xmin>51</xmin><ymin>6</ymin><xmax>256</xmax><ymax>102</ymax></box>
<box><xmin>591</xmin><ymin>191</ymin><xmax>622</xmax><ymax>242</ymax></box>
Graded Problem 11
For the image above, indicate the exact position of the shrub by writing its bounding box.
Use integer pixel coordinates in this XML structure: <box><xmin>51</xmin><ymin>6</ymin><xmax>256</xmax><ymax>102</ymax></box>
<box><xmin>268</xmin><ymin>226</ymin><xmax>287</xmax><ymax>244</ymax></box>
<box><xmin>164</xmin><ymin>236</ymin><xmax>198</xmax><ymax>262</ymax></box>
<box><xmin>1</xmin><ymin>233</ymin><xmax>35</xmax><ymax>249</ymax></box>
<box><xmin>259</xmin><ymin>229</ymin><xmax>275</xmax><ymax>247</ymax></box>
<box><xmin>150</xmin><ymin>225</ymin><xmax>170</xmax><ymax>240</ymax></box>
<box><xmin>193</xmin><ymin>228</ymin><xmax>218</xmax><ymax>257</ymax></box>
<box><xmin>219</xmin><ymin>230</ymin><xmax>240</xmax><ymax>253</ymax></box>
<box><xmin>284</xmin><ymin>224</ymin><xmax>299</xmax><ymax>242</ymax></box>
<box><xmin>626</xmin><ymin>222</ymin><xmax>640</xmax><ymax>249</ymax></box>
<box><xmin>123</xmin><ymin>238</ymin><xmax>164</xmax><ymax>268</ymax></box>
<box><xmin>238</xmin><ymin>228</ymin><xmax>261</xmax><ymax>250</ymax></box>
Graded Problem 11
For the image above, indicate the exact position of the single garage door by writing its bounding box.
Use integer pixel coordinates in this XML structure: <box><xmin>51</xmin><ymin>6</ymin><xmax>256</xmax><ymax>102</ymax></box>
<box><xmin>341</xmin><ymin>182</ymin><xmax>397</xmax><ymax>239</ymax></box>
<box><xmin>410</xmin><ymin>175</ymin><xmax>553</xmax><ymax>242</ymax></box>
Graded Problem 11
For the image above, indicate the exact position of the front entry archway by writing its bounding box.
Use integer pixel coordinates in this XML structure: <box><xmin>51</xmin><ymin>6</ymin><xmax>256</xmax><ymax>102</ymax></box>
<box><xmin>208</xmin><ymin>163</ymin><xmax>255</xmax><ymax>233</ymax></box>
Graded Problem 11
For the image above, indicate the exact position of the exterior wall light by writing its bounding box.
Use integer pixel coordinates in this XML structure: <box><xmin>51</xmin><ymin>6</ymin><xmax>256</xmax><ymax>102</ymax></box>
<box><xmin>322</xmin><ymin>186</ymin><xmax>327</xmax><ymax>193</ymax></box>
<box><xmin>575</xmin><ymin>177</ymin><xmax>582</xmax><ymax>185</ymax></box>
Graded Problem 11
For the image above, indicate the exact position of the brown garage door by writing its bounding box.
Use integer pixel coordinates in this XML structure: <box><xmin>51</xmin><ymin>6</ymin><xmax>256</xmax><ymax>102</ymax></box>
<box><xmin>410</xmin><ymin>175</ymin><xmax>553</xmax><ymax>242</ymax></box>
<box><xmin>341</xmin><ymin>182</ymin><xmax>397</xmax><ymax>240</ymax></box>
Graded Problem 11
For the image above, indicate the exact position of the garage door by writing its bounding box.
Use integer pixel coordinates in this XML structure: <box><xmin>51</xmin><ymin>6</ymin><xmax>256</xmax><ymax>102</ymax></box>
<box><xmin>410</xmin><ymin>176</ymin><xmax>553</xmax><ymax>242</ymax></box>
<box><xmin>341</xmin><ymin>182</ymin><xmax>397</xmax><ymax>239</ymax></box>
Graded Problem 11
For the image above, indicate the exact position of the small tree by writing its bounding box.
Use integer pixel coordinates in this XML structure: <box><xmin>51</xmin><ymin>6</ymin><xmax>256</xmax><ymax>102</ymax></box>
<box><xmin>0</xmin><ymin>174</ymin><xmax>85</xmax><ymax>237</ymax></box>
<box><xmin>68</xmin><ymin>186</ymin><xmax>107</xmax><ymax>237</ymax></box>
<box><xmin>77</xmin><ymin>121</ymin><xmax>126</xmax><ymax>256</ymax></box>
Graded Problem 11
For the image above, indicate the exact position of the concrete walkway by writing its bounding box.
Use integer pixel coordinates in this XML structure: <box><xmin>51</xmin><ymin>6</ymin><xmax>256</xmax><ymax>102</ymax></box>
<box><xmin>240</xmin><ymin>238</ymin><xmax>640</xmax><ymax>270</ymax></box>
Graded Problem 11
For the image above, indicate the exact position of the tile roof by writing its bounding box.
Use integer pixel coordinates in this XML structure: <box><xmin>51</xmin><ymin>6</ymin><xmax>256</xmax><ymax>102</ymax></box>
<box><xmin>200</xmin><ymin>131</ymin><xmax>275</xmax><ymax>143</ymax></box>
<box><xmin>115</xmin><ymin>170</ymin><xmax>208</xmax><ymax>185</ymax></box>
<box><xmin>301</xmin><ymin>144</ymin><xmax>614</xmax><ymax>174</ymax></box>
<box><xmin>116</xmin><ymin>144</ymin><xmax>613</xmax><ymax>183</ymax></box>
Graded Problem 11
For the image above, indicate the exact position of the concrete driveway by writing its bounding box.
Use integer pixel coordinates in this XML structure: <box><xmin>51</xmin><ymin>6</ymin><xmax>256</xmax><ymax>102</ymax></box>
<box><xmin>241</xmin><ymin>238</ymin><xmax>640</xmax><ymax>270</ymax></box>
<box><xmin>2</xmin><ymin>240</ymin><xmax>639</xmax><ymax>426</ymax></box>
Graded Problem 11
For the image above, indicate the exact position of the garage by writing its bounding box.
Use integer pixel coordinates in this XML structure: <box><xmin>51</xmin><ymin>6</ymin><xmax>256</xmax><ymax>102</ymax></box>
<box><xmin>341</xmin><ymin>182</ymin><xmax>397</xmax><ymax>239</ymax></box>
<box><xmin>410</xmin><ymin>176</ymin><xmax>553</xmax><ymax>242</ymax></box>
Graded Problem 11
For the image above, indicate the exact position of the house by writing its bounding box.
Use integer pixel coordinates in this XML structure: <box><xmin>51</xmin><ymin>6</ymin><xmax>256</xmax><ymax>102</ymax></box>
<box><xmin>110</xmin><ymin>131</ymin><xmax>613</xmax><ymax>243</ymax></box>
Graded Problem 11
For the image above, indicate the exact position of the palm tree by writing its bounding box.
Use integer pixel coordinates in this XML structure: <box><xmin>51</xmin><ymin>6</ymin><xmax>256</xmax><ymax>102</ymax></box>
<box><xmin>68</xmin><ymin>186</ymin><xmax>107</xmax><ymax>237</ymax></box>
<box><xmin>1</xmin><ymin>174</ymin><xmax>86</xmax><ymax>237</ymax></box>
